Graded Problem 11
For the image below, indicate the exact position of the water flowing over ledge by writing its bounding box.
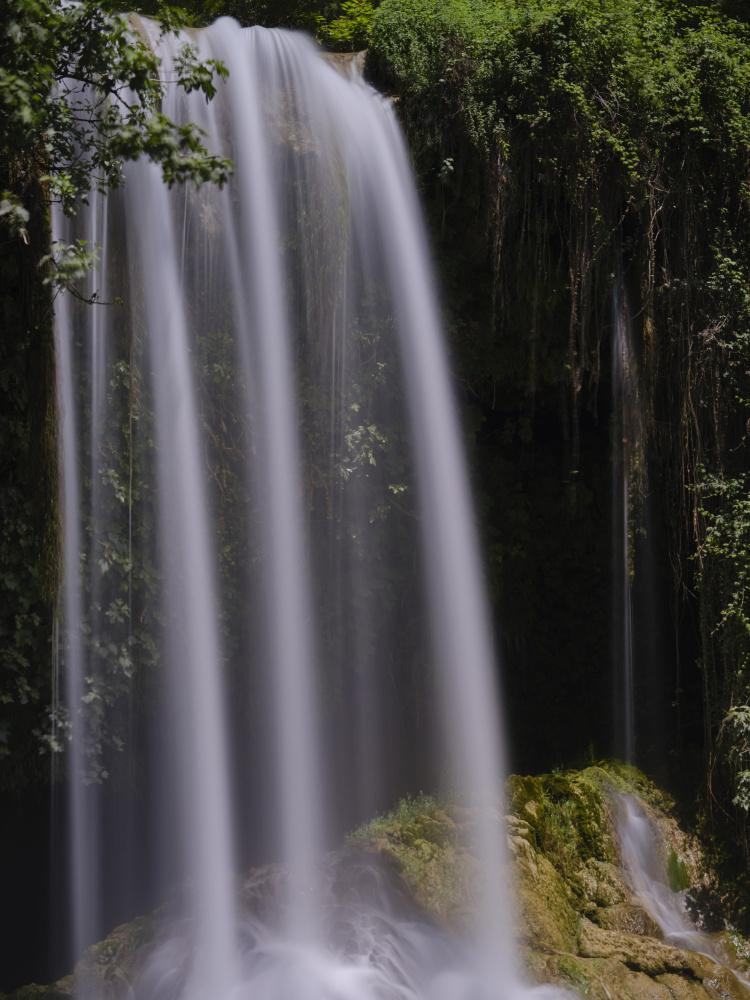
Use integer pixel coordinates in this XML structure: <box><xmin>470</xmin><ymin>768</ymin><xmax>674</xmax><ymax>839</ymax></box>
<box><xmin>52</xmin><ymin>18</ymin><xmax>543</xmax><ymax>1000</ymax></box>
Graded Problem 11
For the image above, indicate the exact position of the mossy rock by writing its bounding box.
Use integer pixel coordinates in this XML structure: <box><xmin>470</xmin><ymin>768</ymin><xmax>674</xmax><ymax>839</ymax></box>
<box><xmin>551</xmin><ymin>954</ymin><xmax>594</xmax><ymax>996</ymax></box>
<box><xmin>711</xmin><ymin>930</ymin><xmax>750</xmax><ymax>977</ymax></box>
<box><xmin>588</xmin><ymin>902</ymin><xmax>662</xmax><ymax>938</ymax></box>
<box><xmin>14</xmin><ymin>762</ymin><xmax>750</xmax><ymax>1000</ymax></box>
<box><xmin>507</xmin><ymin>775</ymin><xmax>546</xmax><ymax>849</ymax></box>
<box><xmin>7</xmin><ymin>978</ymin><xmax>73</xmax><ymax>1000</ymax></box>
<box><xmin>579</xmin><ymin>859</ymin><xmax>628</xmax><ymax>909</ymax></box>
<box><xmin>667</xmin><ymin>847</ymin><xmax>690</xmax><ymax>893</ymax></box>
<box><xmin>507</xmin><ymin>765</ymin><xmax>632</xmax><ymax>872</ymax></box>
<box><xmin>511</xmin><ymin>835</ymin><xmax>579</xmax><ymax>953</ymax></box>
<box><xmin>539</xmin><ymin>771</ymin><xmax>612</xmax><ymax>864</ymax></box>
<box><xmin>401</xmin><ymin>811</ymin><xmax>456</xmax><ymax>849</ymax></box>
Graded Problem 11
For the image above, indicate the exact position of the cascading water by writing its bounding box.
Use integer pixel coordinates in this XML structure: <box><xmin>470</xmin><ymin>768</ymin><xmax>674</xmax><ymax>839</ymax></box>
<box><xmin>614</xmin><ymin>794</ymin><xmax>750</xmax><ymax>988</ymax></box>
<box><xmin>615</xmin><ymin>796</ymin><xmax>698</xmax><ymax>948</ymax></box>
<box><xmin>54</xmin><ymin>20</ymin><xmax>562</xmax><ymax>999</ymax></box>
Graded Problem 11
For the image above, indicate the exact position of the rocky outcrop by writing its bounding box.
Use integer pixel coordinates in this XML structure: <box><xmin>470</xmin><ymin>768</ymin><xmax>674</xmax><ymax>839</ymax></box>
<box><xmin>350</xmin><ymin>764</ymin><xmax>750</xmax><ymax>999</ymax></box>
<box><xmin>8</xmin><ymin>765</ymin><xmax>750</xmax><ymax>1000</ymax></box>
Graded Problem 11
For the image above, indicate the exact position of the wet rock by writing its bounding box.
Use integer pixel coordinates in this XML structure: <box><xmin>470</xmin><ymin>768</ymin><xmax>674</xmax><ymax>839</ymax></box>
<box><xmin>589</xmin><ymin>901</ymin><xmax>663</xmax><ymax>937</ymax></box>
<box><xmin>513</xmin><ymin>836</ymin><xmax>579</xmax><ymax>953</ymax></box>
<box><xmin>577</xmin><ymin>918</ymin><xmax>700</xmax><ymax>976</ymax></box>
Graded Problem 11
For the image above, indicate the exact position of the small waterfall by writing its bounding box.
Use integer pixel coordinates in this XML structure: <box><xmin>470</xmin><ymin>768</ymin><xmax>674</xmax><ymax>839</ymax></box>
<box><xmin>614</xmin><ymin>794</ymin><xmax>750</xmax><ymax>983</ymax></box>
<box><xmin>54</xmin><ymin>20</ymin><xmax>561</xmax><ymax>1000</ymax></box>
<box><xmin>615</xmin><ymin>796</ymin><xmax>697</xmax><ymax>945</ymax></box>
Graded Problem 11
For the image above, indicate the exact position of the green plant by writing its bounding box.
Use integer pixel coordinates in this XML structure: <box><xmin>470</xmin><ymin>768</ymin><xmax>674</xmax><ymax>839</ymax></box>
<box><xmin>1</xmin><ymin>0</ymin><xmax>232</xmax><ymax>222</ymax></box>
<box><xmin>345</xmin><ymin>790</ymin><xmax>441</xmax><ymax>842</ymax></box>
<box><xmin>0</xmin><ymin>0</ymin><xmax>233</xmax><ymax>788</ymax></box>
<box><xmin>667</xmin><ymin>846</ymin><xmax>689</xmax><ymax>892</ymax></box>
<box><xmin>316</xmin><ymin>0</ymin><xmax>374</xmax><ymax>51</ymax></box>
<box><xmin>368</xmin><ymin>0</ymin><xmax>750</xmax><ymax>815</ymax></box>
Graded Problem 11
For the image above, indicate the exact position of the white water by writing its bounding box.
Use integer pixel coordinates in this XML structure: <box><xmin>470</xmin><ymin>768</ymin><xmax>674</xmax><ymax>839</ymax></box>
<box><xmin>615</xmin><ymin>794</ymin><xmax>750</xmax><ymax>978</ymax></box>
<box><xmin>54</xmin><ymin>21</ymin><xmax>564</xmax><ymax>1000</ymax></box>
<box><xmin>615</xmin><ymin>796</ymin><xmax>698</xmax><ymax>946</ymax></box>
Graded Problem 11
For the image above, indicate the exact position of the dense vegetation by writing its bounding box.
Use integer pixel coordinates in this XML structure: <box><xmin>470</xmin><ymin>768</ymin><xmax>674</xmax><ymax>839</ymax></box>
<box><xmin>366</xmin><ymin>0</ymin><xmax>750</xmax><ymax>878</ymax></box>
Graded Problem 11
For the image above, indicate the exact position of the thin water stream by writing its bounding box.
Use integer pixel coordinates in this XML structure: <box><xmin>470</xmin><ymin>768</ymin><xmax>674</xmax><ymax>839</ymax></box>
<box><xmin>611</xmin><ymin>277</ymin><xmax>636</xmax><ymax>764</ymax></box>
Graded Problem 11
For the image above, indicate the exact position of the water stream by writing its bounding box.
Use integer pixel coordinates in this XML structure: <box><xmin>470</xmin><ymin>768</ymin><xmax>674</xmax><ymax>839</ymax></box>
<box><xmin>610</xmin><ymin>270</ymin><xmax>671</xmax><ymax>772</ymax></box>
<box><xmin>611</xmin><ymin>277</ymin><xmax>636</xmax><ymax>764</ymax></box>
<box><xmin>54</xmin><ymin>20</ymin><xmax>560</xmax><ymax>1000</ymax></box>
<box><xmin>615</xmin><ymin>794</ymin><xmax>750</xmax><ymax>989</ymax></box>
<box><xmin>615</xmin><ymin>796</ymin><xmax>703</xmax><ymax>950</ymax></box>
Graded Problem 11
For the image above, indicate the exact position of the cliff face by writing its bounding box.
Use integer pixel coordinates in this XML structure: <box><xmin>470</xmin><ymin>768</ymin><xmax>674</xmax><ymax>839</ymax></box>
<box><xmin>366</xmin><ymin>0</ymin><xmax>750</xmax><ymax>838</ymax></box>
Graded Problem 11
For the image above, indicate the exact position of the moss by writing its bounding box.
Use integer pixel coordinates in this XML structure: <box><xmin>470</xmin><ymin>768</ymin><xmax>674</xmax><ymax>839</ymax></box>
<box><xmin>401</xmin><ymin>812</ymin><xmax>456</xmax><ymax>849</ymax></box>
<box><xmin>667</xmin><ymin>847</ymin><xmax>689</xmax><ymax>893</ymax></box>
<box><xmin>347</xmin><ymin>795</ymin><xmax>478</xmax><ymax>928</ymax></box>
<box><xmin>7</xmin><ymin>978</ymin><xmax>73</xmax><ymax>1000</ymax></box>
<box><xmin>536</xmin><ymin>768</ymin><xmax>619</xmax><ymax>869</ymax></box>
<box><xmin>507</xmin><ymin>774</ymin><xmax>545</xmax><ymax>849</ymax></box>
<box><xmin>92</xmin><ymin>940</ymin><xmax>120</xmax><ymax>964</ymax></box>
<box><xmin>512</xmin><ymin>840</ymin><xmax>580</xmax><ymax>952</ymax></box>
<box><xmin>345</xmin><ymin>791</ymin><xmax>443</xmax><ymax>844</ymax></box>
<box><xmin>726</xmin><ymin>929</ymin><xmax>750</xmax><ymax>965</ymax></box>
<box><xmin>554</xmin><ymin>955</ymin><xmax>593</xmax><ymax>997</ymax></box>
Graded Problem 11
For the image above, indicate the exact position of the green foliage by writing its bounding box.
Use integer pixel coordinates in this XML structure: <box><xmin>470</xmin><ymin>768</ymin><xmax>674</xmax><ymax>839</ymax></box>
<box><xmin>697</xmin><ymin>471</ymin><xmax>750</xmax><ymax>659</ymax></box>
<box><xmin>507</xmin><ymin>768</ymin><xmax>622</xmax><ymax>876</ymax></box>
<box><xmin>121</xmin><ymin>0</ymin><xmax>357</xmax><ymax>36</ymax></box>
<box><xmin>539</xmin><ymin>772</ymin><xmax>609</xmax><ymax>867</ymax></box>
<box><xmin>0</xmin><ymin>0</ymin><xmax>233</xmax><ymax>789</ymax></box>
<box><xmin>0</xmin><ymin>0</ymin><xmax>232</xmax><ymax>220</ymax></box>
<box><xmin>0</xmin><ymin>406</ymin><xmax>51</xmax><ymax>785</ymax></box>
<box><xmin>345</xmin><ymin>792</ymin><xmax>474</xmax><ymax>923</ymax></box>
<box><xmin>124</xmin><ymin>0</ymin><xmax>376</xmax><ymax>47</ymax></box>
<box><xmin>0</xmin><ymin>202</ymin><xmax>55</xmax><ymax>790</ymax></box>
<box><xmin>345</xmin><ymin>790</ymin><xmax>442</xmax><ymax>842</ymax></box>
<box><xmin>723</xmin><ymin>706</ymin><xmax>750</xmax><ymax>812</ymax></box>
<box><xmin>75</xmin><ymin>335</ymin><xmax>163</xmax><ymax>784</ymax></box>
<box><xmin>316</xmin><ymin>0</ymin><xmax>374</xmax><ymax>51</ymax></box>
<box><xmin>369</xmin><ymin>0</ymin><xmax>750</xmax><ymax>793</ymax></box>
<box><xmin>695</xmin><ymin>471</ymin><xmax>750</xmax><ymax>828</ymax></box>
<box><xmin>667</xmin><ymin>845</ymin><xmax>689</xmax><ymax>891</ymax></box>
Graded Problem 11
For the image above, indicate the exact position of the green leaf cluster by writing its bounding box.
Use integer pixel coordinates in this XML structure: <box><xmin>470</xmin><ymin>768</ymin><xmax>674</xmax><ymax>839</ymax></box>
<box><xmin>0</xmin><ymin>0</ymin><xmax>232</xmax><ymax>220</ymax></box>
<box><xmin>0</xmin><ymin>0</ymin><xmax>236</xmax><ymax>789</ymax></box>
<box><xmin>316</xmin><ymin>0</ymin><xmax>375</xmax><ymax>51</ymax></box>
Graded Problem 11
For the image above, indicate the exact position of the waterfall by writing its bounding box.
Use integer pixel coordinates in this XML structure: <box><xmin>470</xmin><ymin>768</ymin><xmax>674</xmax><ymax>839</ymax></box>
<box><xmin>614</xmin><ymin>794</ymin><xmax>750</xmax><ymax>988</ymax></box>
<box><xmin>54</xmin><ymin>20</ymin><xmax>556</xmax><ymax>999</ymax></box>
